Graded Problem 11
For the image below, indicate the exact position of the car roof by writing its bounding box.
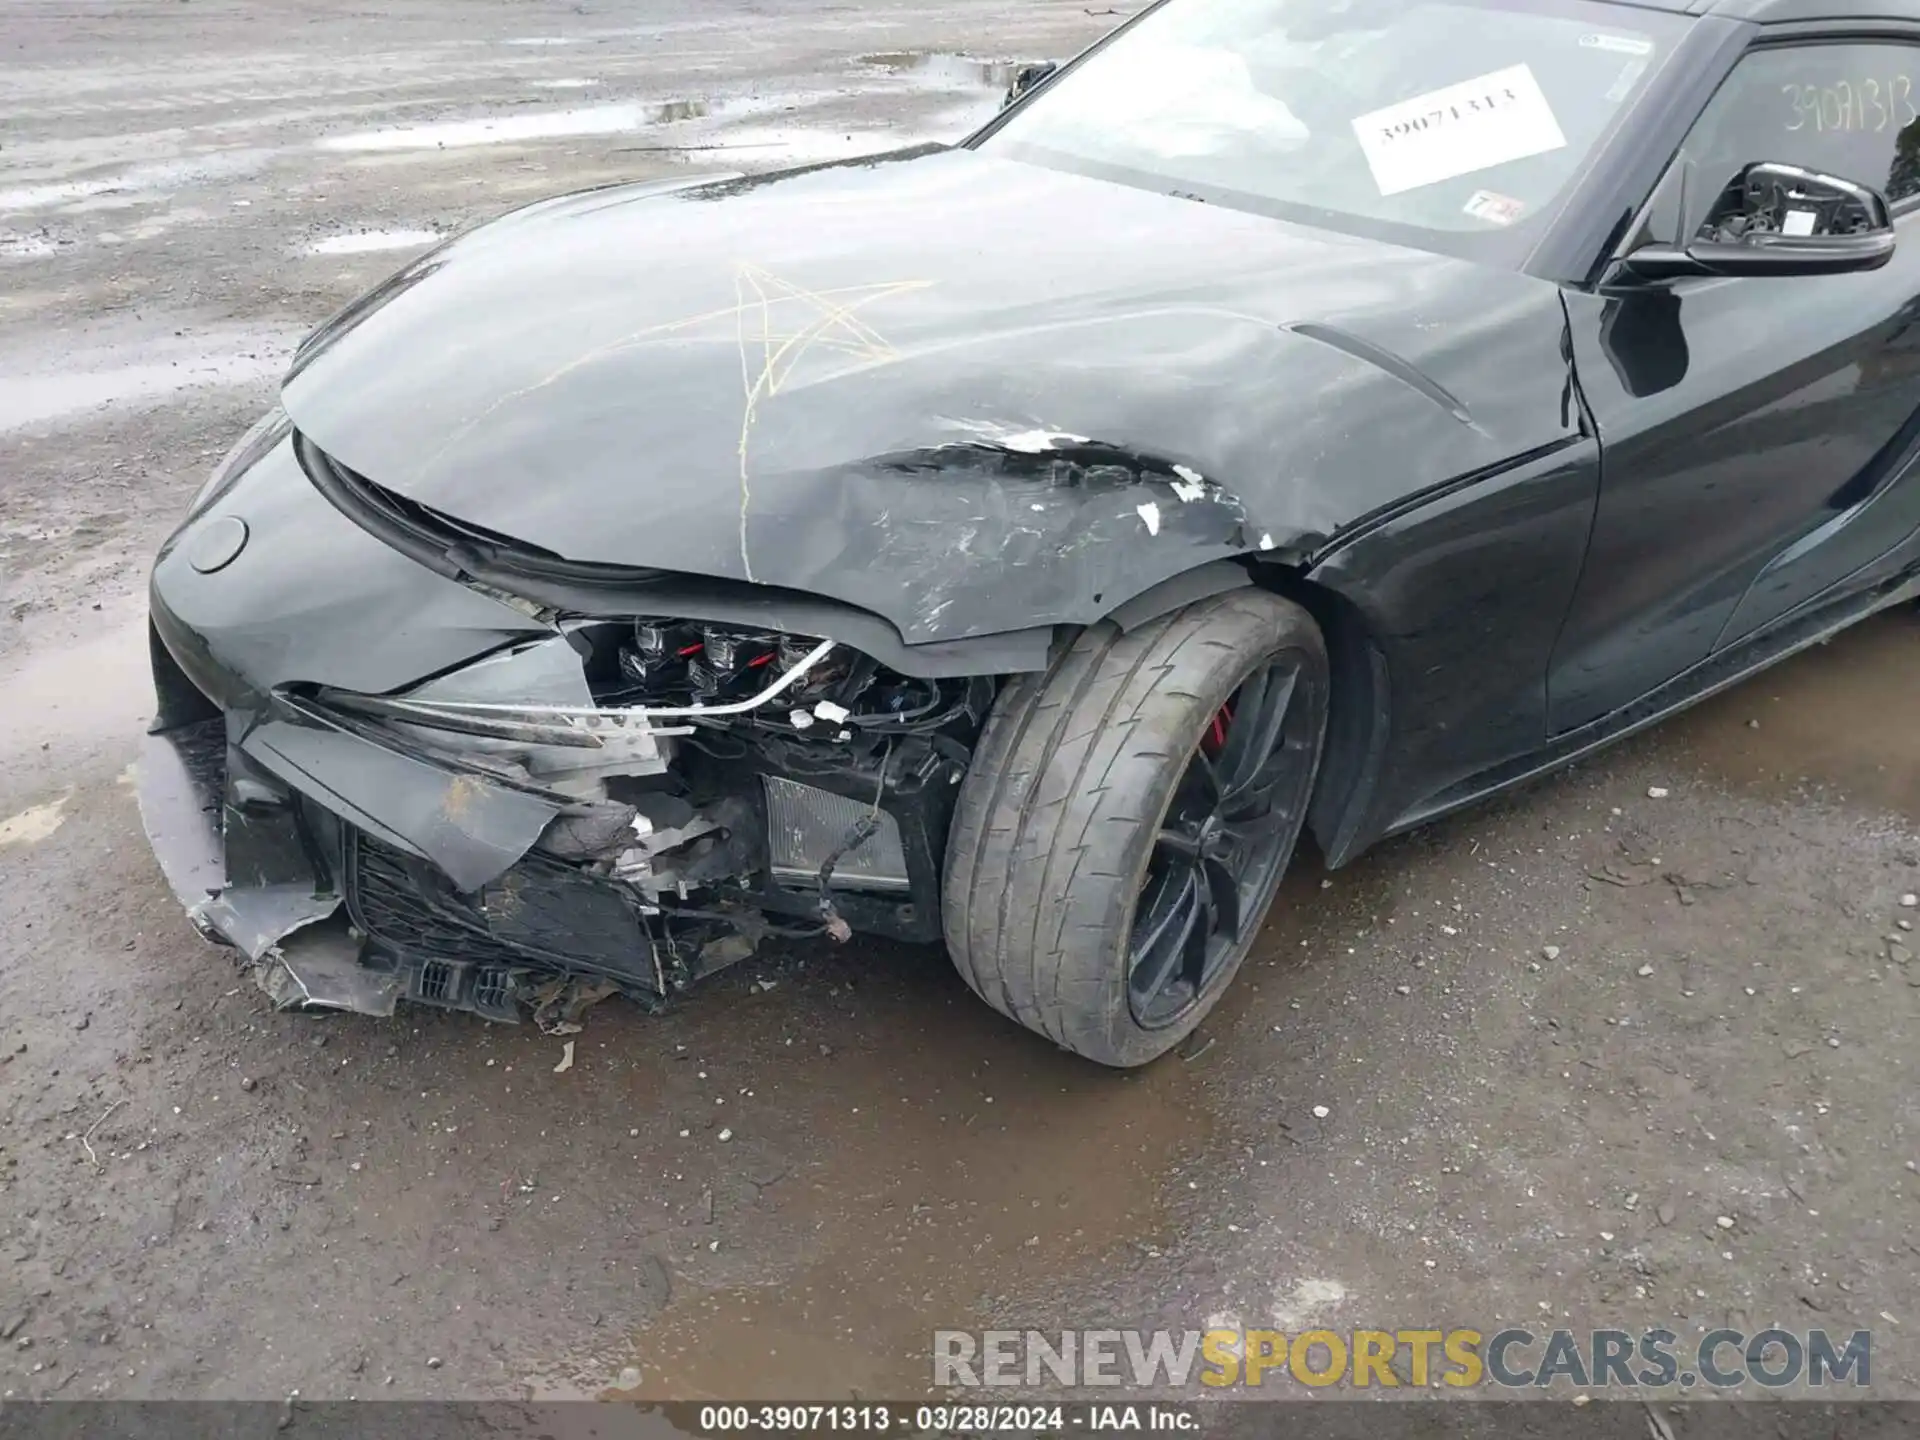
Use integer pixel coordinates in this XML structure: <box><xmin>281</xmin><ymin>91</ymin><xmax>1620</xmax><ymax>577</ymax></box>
<box><xmin>1686</xmin><ymin>0</ymin><xmax>1917</xmax><ymax>21</ymax></box>
<box><xmin>1600</xmin><ymin>0</ymin><xmax>1915</xmax><ymax>20</ymax></box>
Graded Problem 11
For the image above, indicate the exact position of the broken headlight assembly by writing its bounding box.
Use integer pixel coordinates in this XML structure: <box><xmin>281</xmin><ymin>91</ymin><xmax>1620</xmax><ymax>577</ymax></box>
<box><xmin>307</xmin><ymin>619</ymin><xmax>994</xmax><ymax>976</ymax></box>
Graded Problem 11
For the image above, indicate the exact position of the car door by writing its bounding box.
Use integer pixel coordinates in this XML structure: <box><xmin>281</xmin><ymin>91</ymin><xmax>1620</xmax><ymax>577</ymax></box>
<box><xmin>1548</xmin><ymin>25</ymin><xmax>1920</xmax><ymax>734</ymax></box>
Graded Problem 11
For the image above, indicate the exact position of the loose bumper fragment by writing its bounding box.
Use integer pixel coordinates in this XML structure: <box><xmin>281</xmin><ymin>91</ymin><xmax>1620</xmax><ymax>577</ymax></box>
<box><xmin>239</xmin><ymin>717</ymin><xmax>561</xmax><ymax>894</ymax></box>
<box><xmin>255</xmin><ymin>917</ymin><xmax>403</xmax><ymax>1016</ymax></box>
<box><xmin>137</xmin><ymin>722</ymin><xmax>227</xmax><ymax>920</ymax></box>
<box><xmin>138</xmin><ymin>720</ymin><xmax>342</xmax><ymax>960</ymax></box>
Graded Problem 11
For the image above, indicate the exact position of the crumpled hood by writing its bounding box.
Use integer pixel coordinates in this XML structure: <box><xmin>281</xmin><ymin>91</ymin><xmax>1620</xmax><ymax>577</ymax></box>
<box><xmin>282</xmin><ymin>147</ymin><xmax>1575</xmax><ymax>644</ymax></box>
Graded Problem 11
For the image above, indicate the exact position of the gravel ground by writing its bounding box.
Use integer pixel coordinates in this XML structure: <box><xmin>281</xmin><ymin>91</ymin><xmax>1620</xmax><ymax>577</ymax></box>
<box><xmin>2</xmin><ymin>0</ymin><xmax>1918</xmax><ymax>1408</ymax></box>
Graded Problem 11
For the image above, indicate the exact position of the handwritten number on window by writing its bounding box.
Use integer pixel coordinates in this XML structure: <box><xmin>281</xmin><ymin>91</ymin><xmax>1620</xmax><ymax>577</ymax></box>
<box><xmin>1783</xmin><ymin>76</ymin><xmax>1918</xmax><ymax>133</ymax></box>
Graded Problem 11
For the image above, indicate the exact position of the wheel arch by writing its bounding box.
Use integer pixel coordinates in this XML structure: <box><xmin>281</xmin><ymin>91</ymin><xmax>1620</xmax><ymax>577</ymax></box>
<box><xmin>1095</xmin><ymin>557</ymin><xmax>1393</xmax><ymax>871</ymax></box>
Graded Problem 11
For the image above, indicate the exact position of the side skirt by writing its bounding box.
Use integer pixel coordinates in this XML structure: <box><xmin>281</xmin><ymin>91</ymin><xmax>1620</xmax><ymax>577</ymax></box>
<box><xmin>1383</xmin><ymin>566</ymin><xmax>1920</xmax><ymax>840</ymax></box>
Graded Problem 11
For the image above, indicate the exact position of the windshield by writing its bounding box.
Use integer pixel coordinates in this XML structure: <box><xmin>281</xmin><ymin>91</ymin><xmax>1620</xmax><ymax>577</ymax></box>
<box><xmin>976</xmin><ymin>0</ymin><xmax>1690</xmax><ymax>260</ymax></box>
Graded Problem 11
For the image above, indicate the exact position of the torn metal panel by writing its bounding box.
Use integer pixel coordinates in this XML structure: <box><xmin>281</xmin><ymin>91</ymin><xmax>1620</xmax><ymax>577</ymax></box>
<box><xmin>239</xmin><ymin>715</ymin><xmax>561</xmax><ymax>893</ymax></box>
<box><xmin>254</xmin><ymin>917</ymin><xmax>402</xmax><ymax>1016</ymax></box>
<box><xmin>408</xmin><ymin>630</ymin><xmax>595</xmax><ymax>708</ymax></box>
<box><xmin>138</xmin><ymin>720</ymin><xmax>342</xmax><ymax>959</ymax></box>
<box><xmin>196</xmin><ymin>886</ymin><xmax>339</xmax><ymax>964</ymax></box>
<box><xmin>377</xmin><ymin>632</ymin><xmax>674</xmax><ymax>795</ymax></box>
<box><xmin>212</xmin><ymin>756</ymin><xmax>341</xmax><ymax>958</ymax></box>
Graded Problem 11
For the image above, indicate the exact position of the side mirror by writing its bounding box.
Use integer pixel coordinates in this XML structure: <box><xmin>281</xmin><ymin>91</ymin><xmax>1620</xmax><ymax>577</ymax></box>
<box><xmin>1001</xmin><ymin>61</ymin><xmax>1057</xmax><ymax>110</ymax></box>
<box><xmin>1621</xmin><ymin>162</ymin><xmax>1895</xmax><ymax>281</ymax></box>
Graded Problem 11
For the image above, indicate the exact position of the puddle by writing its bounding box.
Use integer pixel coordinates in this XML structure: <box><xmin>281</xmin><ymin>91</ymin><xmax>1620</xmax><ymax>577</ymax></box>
<box><xmin>529</xmin><ymin>78</ymin><xmax>601</xmax><ymax>91</ymax></box>
<box><xmin>599</xmin><ymin>955</ymin><xmax>1212</xmax><ymax>1401</ymax></box>
<box><xmin>0</xmin><ymin>613</ymin><xmax>151</xmax><ymax>768</ymax></box>
<box><xmin>123</xmin><ymin>206</ymin><xmax>214</xmax><ymax>243</ymax></box>
<box><xmin>0</xmin><ymin>328</ymin><xmax>292</xmax><ymax>434</ymax></box>
<box><xmin>1669</xmin><ymin>608</ymin><xmax>1920</xmax><ymax>822</ymax></box>
<box><xmin>0</xmin><ymin>150</ymin><xmax>273</xmax><ymax>214</ymax></box>
<box><xmin>504</xmin><ymin>35</ymin><xmax>587</xmax><ymax>46</ymax></box>
<box><xmin>675</xmin><ymin>124</ymin><xmax>948</xmax><ymax>166</ymax></box>
<box><xmin>0</xmin><ymin>177</ymin><xmax>128</xmax><ymax>212</ymax></box>
<box><xmin>860</xmin><ymin>51</ymin><xmax>1023</xmax><ymax>90</ymax></box>
<box><xmin>0</xmin><ymin>794</ymin><xmax>70</xmax><ymax>848</ymax></box>
<box><xmin>0</xmin><ymin>232</ymin><xmax>57</xmax><ymax>259</ymax></box>
<box><xmin>302</xmin><ymin>228</ymin><xmax>444</xmax><ymax>256</ymax></box>
<box><xmin>317</xmin><ymin>99</ymin><xmax>729</xmax><ymax>152</ymax></box>
<box><xmin>314</xmin><ymin>83</ymin><xmax>992</xmax><ymax>161</ymax></box>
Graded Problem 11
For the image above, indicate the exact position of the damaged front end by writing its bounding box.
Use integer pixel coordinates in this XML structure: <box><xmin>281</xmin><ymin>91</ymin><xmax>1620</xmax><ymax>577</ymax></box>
<box><xmin>141</xmin><ymin>587</ymin><xmax>991</xmax><ymax>1025</ymax></box>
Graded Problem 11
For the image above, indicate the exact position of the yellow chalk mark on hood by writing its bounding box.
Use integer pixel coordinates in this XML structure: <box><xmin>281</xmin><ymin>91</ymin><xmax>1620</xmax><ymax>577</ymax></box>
<box><xmin>730</xmin><ymin>263</ymin><xmax>932</xmax><ymax>580</ymax></box>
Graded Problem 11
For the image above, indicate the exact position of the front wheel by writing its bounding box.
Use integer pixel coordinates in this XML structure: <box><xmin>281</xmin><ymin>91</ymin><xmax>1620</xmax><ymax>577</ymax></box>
<box><xmin>942</xmin><ymin>590</ymin><xmax>1329</xmax><ymax>1067</ymax></box>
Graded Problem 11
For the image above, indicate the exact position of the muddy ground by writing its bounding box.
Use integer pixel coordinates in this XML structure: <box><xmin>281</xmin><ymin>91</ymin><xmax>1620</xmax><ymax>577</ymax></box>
<box><xmin>3</xmin><ymin>0</ymin><xmax>1919</xmax><ymax>1410</ymax></box>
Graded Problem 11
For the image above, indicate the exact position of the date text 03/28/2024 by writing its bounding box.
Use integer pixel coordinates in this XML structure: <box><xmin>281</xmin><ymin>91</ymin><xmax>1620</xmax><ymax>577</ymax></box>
<box><xmin>691</xmin><ymin>1404</ymin><xmax>1192</xmax><ymax>1432</ymax></box>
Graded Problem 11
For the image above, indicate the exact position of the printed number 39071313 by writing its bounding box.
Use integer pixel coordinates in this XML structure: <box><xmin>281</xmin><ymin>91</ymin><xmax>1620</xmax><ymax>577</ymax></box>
<box><xmin>1782</xmin><ymin>76</ymin><xmax>1918</xmax><ymax>134</ymax></box>
<box><xmin>1377</xmin><ymin>86</ymin><xmax>1521</xmax><ymax>144</ymax></box>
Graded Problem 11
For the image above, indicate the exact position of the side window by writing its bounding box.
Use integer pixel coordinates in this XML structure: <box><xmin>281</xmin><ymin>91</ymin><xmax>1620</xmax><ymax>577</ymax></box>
<box><xmin>1681</xmin><ymin>42</ymin><xmax>1920</xmax><ymax>210</ymax></box>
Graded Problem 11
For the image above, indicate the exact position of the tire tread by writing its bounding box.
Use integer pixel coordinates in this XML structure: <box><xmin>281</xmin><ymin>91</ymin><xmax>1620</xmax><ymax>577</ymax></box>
<box><xmin>943</xmin><ymin>590</ymin><xmax>1328</xmax><ymax>1066</ymax></box>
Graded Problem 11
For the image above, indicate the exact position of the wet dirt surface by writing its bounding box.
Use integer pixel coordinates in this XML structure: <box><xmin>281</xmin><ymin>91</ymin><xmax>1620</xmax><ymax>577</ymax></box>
<box><xmin>4</xmin><ymin>0</ymin><xmax>1920</xmax><ymax>1409</ymax></box>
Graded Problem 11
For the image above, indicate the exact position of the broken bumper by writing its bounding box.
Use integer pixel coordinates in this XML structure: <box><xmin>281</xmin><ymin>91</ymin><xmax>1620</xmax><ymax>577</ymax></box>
<box><xmin>137</xmin><ymin>701</ymin><xmax>677</xmax><ymax>1022</ymax></box>
<box><xmin>137</xmin><ymin>599</ymin><xmax>670</xmax><ymax>1022</ymax></box>
<box><xmin>137</xmin><ymin>714</ymin><xmax>404</xmax><ymax>1017</ymax></box>
<box><xmin>138</xmin><ymin>423</ymin><xmax>966</xmax><ymax>1023</ymax></box>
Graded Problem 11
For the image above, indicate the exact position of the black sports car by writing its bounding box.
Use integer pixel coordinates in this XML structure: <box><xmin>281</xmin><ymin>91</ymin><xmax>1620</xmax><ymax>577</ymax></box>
<box><xmin>140</xmin><ymin>0</ymin><xmax>1920</xmax><ymax>1065</ymax></box>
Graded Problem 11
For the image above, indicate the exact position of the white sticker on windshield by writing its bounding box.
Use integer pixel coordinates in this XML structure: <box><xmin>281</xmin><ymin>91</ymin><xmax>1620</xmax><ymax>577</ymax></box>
<box><xmin>1580</xmin><ymin>32</ymin><xmax>1654</xmax><ymax>56</ymax></box>
<box><xmin>1464</xmin><ymin>189</ymin><xmax>1528</xmax><ymax>226</ymax></box>
<box><xmin>1351</xmin><ymin>63</ymin><xmax>1569</xmax><ymax>197</ymax></box>
<box><xmin>1606</xmin><ymin>57</ymin><xmax>1649</xmax><ymax>104</ymax></box>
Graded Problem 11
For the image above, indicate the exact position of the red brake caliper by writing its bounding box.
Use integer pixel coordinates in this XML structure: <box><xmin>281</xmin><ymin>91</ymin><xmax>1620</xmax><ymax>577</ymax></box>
<box><xmin>1203</xmin><ymin>701</ymin><xmax>1233</xmax><ymax>757</ymax></box>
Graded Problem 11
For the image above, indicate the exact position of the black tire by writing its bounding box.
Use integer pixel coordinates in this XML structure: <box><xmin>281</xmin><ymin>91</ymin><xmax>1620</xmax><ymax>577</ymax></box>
<box><xmin>943</xmin><ymin>590</ymin><xmax>1329</xmax><ymax>1067</ymax></box>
